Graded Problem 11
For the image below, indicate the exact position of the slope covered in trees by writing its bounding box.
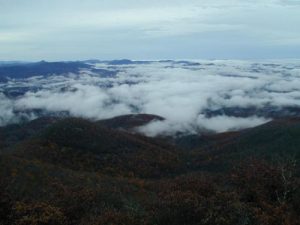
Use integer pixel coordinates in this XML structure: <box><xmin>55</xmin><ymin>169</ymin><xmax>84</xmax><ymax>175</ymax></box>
<box><xmin>0</xmin><ymin>116</ymin><xmax>299</xmax><ymax>225</ymax></box>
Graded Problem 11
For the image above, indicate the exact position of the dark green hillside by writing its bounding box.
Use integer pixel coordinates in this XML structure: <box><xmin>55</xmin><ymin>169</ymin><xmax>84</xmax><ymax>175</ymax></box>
<box><xmin>97</xmin><ymin>114</ymin><xmax>164</xmax><ymax>130</ymax></box>
<box><xmin>12</xmin><ymin>118</ymin><xmax>184</xmax><ymax>178</ymax></box>
<box><xmin>0</xmin><ymin>117</ymin><xmax>59</xmax><ymax>149</ymax></box>
<box><xmin>0</xmin><ymin>116</ymin><xmax>299</xmax><ymax>225</ymax></box>
<box><xmin>226</xmin><ymin>118</ymin><xmax>300</xmax><ymax>158</ymax></box>
<box><xmin>191</xmin><ymin>118</ymin><xmax>300</xmax><ymax>172</ymax></box>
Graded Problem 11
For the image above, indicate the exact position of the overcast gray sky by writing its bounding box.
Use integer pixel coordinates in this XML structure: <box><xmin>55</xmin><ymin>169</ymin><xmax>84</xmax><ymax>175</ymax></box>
<box><xmin>0</xmin><ymin>0</ymin><xmax>299</xmax><ymax>61</ymax></box>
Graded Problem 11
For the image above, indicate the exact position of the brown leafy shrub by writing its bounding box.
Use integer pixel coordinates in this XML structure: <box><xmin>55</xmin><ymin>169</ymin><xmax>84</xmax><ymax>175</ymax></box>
<box><xmin>13</xmin><ymin>202</ymin><xmax>66</xmax><ymax>225</ymax></box>
<box><xmin>153</xmin><ymin>189</ymin><xmax>253</xmax><ymax>225</ymax></box>
<box><xmin>0</xmin><ymin>185</ymin><xmax>14</xmax><ymax>225</ymax></box>
<box><xmin>231</xmin><ymin>158</ymin><xmax>300</xmax><ymax>225</ymax></box>
<box><xmin>80</xmin><ymin>209</ymin><xmax>143</xmax><ymax>225</ymax></box>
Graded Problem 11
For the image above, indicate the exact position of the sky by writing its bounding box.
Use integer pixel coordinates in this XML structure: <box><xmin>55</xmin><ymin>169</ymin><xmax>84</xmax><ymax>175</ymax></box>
<box><xmin>0</xmin><ymin>0</ymin><xmax>300</xmax><ymax>61</ymax></box>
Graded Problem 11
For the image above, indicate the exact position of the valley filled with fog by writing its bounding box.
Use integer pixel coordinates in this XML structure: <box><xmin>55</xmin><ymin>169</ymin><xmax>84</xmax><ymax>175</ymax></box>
<box><xmin>1</xmin><ymin>59</ymin><xmax>300</xmax><ymax>136</ymax></box>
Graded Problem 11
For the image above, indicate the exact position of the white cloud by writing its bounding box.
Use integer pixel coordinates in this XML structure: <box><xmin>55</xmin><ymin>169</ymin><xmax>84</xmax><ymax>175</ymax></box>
<box><xmin>1</xmin><ymin>60</ymin><xmax>300</xmax><ymax>135</ymax></box>
<box><xmin>196</xmin><ymin>115</ymin><xmax>270</xmax><ymax>133</ymax></box>
<box><xmin>0</xmin><ymin>93</ymin><xmax>15</xmax><ymax>126</ymax></box>
<box><xmin>15</xmin><ymin>84</ymin><xmax>132</xmax><ymax>119</ymax></box>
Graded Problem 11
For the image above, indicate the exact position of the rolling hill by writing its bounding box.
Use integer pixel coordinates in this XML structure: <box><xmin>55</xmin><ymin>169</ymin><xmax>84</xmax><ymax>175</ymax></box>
<box><xmin>0</xmin><ymin>115</ymin><xmax>299</xmax><ymax>225</ymax></box>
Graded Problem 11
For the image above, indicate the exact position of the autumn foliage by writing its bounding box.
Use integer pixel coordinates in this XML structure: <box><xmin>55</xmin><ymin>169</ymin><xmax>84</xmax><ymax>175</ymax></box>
<box><xmin>0</xmin><ymin>117</ymin><xmax>299</xmax><ymax>225</ymax></box>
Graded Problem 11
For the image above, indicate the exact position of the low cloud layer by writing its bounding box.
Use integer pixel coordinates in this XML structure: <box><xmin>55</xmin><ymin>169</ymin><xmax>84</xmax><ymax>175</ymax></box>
<box><xmin>1</xmin><ymin>60</ymin><xmax>300</xmax><ymax>136</ymax></box>
<box><xmin>138</xmin><ymin>115</ymin><xmax>269</xmax><ymax>137</ymax></box>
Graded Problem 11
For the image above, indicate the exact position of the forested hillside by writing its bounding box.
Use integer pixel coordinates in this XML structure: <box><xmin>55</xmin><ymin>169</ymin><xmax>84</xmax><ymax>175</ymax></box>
<box><xmin>0</xmin><ymin>116</ymin><xmax>299</xmax><ymax>225</ymax></box>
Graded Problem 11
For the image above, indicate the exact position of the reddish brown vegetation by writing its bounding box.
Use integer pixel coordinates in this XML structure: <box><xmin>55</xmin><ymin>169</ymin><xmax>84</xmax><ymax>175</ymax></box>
<box><xmin>0</xmin><ymin>117</ymin><xmax>299</xmax><ymax>225</ymax></box>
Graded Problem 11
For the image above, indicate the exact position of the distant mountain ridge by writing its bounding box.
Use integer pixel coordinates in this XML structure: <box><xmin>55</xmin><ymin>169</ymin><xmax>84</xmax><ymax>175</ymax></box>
<box><xmin>0</xmin><ymin>61</ymin><xmax>90</xmax><ymax>80</ymax></box>
<box><xmin>0</xmin><ymin>60</ymin><xmax>121</xmax><ymax>82</ymax></box>
<box><xmin>0</xmin><ymin>59</ymin><xmax>206</xmax><ymax>81</ymax></box>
